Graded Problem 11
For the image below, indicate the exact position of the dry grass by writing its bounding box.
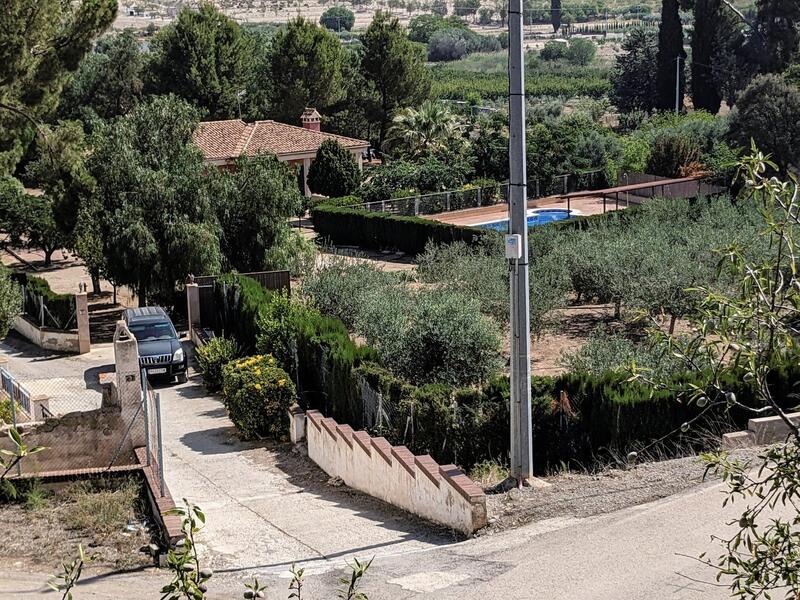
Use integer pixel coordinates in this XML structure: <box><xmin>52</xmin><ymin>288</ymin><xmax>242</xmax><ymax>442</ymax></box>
<box><xmin>469</xmin><ymin>460</ymin><xmax>510</xmax><ymax>488</ymax></box>
<box><xmin>64</xmin><ymin>477</ymin><xmax>141</xmax><ymax>537</ymax></box>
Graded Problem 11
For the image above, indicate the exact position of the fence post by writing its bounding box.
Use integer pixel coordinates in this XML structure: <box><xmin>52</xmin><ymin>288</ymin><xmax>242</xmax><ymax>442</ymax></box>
<box><xmin>446</xmin><ymin>192</ymin><xmax>451</xmax><ymax>212</ymax></box>
<box><xmin>9</xmin><ymin>382</ymin><xmax>20</xmax><ymax>477</ymax></box>
<box><xmin>155</xmin><ymin>392</ymin><xmax>165</xmax><ymax>497</ymax></box>
<box><xmin>477</xmin><ymin>187</ymin><xmax>482</xmax><ymax>207</ymax></box>
<box><xmin>142</xmin><ymin>369</ymin><xmax>151</xmax><ymax>468</ymax></box>
<box><xmin>414</xmin><ymin>195</ymin><xmax>420</xmax><ymax>216</ymax></box>
<box><xmin>40</xmin><ymin>299</ymin><xmax>44</xmax><ymax>328</ymax></box>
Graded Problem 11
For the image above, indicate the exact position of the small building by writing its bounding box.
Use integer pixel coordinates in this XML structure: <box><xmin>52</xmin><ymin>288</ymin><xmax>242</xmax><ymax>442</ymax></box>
<box><xmin>193</xmin><ymin>109</ymin><xmax>369</xmax><ymax>196</ymax></box>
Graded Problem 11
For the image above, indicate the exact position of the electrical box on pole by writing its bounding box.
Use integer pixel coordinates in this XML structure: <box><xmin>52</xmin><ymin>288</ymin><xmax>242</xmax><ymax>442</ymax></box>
<box><xmin>507</xmin><ymin>0</ymin><xmax>534</xmax><ymax>485</ymax></box>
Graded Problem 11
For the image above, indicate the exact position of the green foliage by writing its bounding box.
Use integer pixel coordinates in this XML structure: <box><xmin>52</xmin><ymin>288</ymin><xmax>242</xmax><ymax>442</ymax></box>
<box><xmin>307</xmin><ymin>139</ymin><xmax>361</xmax><ymax>197</ymax></box>
<box><xmin>430</xmin><ymin>61</ymin><xmax>611</xmax><ymax>101</ymax></box>
<box><xmin>0</xmin><ymin>0</ymin><xmax>117</xmax><ymax>175</ymax></box>
<box><xmin>359</xmin><ymin>155</ymin><xmax>474</xmax><ymax>203</ymax></box>
<box><xmin>146</xmin><ymin>3</ymin><xmax>254</xmax><ymax>120</ymax></box>
<box><xmin>559</xmin><ymin>327</ymin><xmax>684</xmax><ymax>377</ymax></box>
<box><xmin>427</xmin><ymin>28</ymin><xmax>501</xmax><ymax>62</ymax></box>
<box><xmin>222</xmin><ymin>354</ymin><xmax>296</xmax><ymax>440</ymax></box>
<box><xmin>610</xmin><ymin>27</ymin><xmax>658</xmax><ymax>112</ymax></box>
<box><xmin>320</xmin><ymin>6</ymin><xmax>355</xmax><ymax>32</ymax></box>
<box><xmin>196</xmin><ymin>336</ymin><xmax>239</xmax><ymax>393</ymax></box>
<box><xmin>728</xmin><ymin>74</ymin><xmax>800</xmax><ymax>173</ymax></box>
<box><xmin>13</xmin><ymin>273</ymin><xmax>75</xmax><ymax>329</ymax></box>
<box><xmin>59</xmin><ymin>30</ymin><xmax>144</xmax><ymax>123</ymax></box>
<box><xmin>213</xmin><ymin>153</ymin><xmax>303</xmax><ymax>273</ymax></box>
<box><xmin>89</xmin><ymin>95</ymin><xmax>222</xmax><ymax>305</ymax></box>
<box><xmin>691</xmin><ymin>0</ymin><xmax>723</xmax><ymax>114</ymax></box>
<box><xmin>263</xmin><ymin>228</ymin><xmax>317</xmax><ymax>277</ymax></box>
<box><xmin>408</xmin><ymin>14</ymin><xmax>469</xmax><ymax>43</ymax></box>
<box><xmin>360</xmin><ymin>12</ymin><xmax>432</xmax><ymax>145</ymax></box>
<box><xmin>267</xmin><ymin>18</ymin><xmax>345</xmax><ymax>122</ymax></box>
<box><xmin>304</xmin><ymin>259</ymin><xmax>501</xmax><ymax>387</ymax></box>
<box><xmin>384</xmin><ymin>101</ymin><xmax>464</xmax><ymax>158</ymax></box>
<box><xmin>646</xmin><ymin>130</ymin><xmax>701</xmax><ymax>177</ymax></box>
<box><xmin>643</xmin><ymin>154</ymin><xmax>800</xmax><ymax>596</ymax></box>
<box><xmin>310</xmin><ymin>203</ymin><xmax>491</xmax><ymax>255</ymax></box>
<box><xmin>540</xmin><ymin>41</ymin><xmax>567</xmax><ymax>61</ymax></box>
<box><xmin>565</xmin><ymin>38</ymin><xmax>596</xmax><ymax>66</ymax></box>
<box><xmin>655</xmin><ymin>0</ymin><xmax>686</xmax><ymax>110</ymax></box>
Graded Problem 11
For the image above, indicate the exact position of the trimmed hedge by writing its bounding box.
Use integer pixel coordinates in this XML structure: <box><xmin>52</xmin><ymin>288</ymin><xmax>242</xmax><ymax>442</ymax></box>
<box><xmin>10</xmin><ymin>272</ymin><xmax>75</xmax><ymax>329</ymax></box>
<box><xmin>209</xmin><ymin>274</ymin><xmax>800</xmax><ymax>472</ymax></box>
<box><xmin>311</xmin><ymin>204</ymin><xmax>494</xmax><ymax>255</ymax></box>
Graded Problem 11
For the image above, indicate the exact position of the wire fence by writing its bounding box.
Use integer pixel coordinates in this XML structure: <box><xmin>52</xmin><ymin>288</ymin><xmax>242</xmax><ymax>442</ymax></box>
<box><xmin>20</xmin><ymin>285</ymin><xmax>77</xmax><ymax>330</ymax></box>
<box><xmin>0</xmin><ymin>363</ymin><xmax>164</xmax><ymax>485</ymax></box>
<box><xmin>350</xmin><ymin>170</ymin><xmax>608</xmax><ymax>217</ymax></box>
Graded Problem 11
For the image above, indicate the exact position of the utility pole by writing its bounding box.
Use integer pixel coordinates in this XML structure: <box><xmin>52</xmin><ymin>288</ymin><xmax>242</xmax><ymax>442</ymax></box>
<box><xmin>675</xmin><ymin>55</ymin><xmax>682</xmax><ymax>114</ymax></box>
<box><xmin>507</xmin><ymin>0</ymin><xmax>534</xmax><ymax>486</ymax></box>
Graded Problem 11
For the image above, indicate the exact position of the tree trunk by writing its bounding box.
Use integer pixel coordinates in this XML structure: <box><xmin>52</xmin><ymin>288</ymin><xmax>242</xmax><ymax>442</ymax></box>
<box><xmin>138</xmin><ymin>281</ymin><xmax>147</xmax><ymax>307</ymax></box>
<box><xmin>669</xmin><ymin>314</ymin><xmax>678</xmax><ymax>335</ymax></box>
<box><xmin>43</xmin><ymin>247</ymin><xmax>54</xmax><ymax>267</ymax></box>
<box><xmin>614</xmin><ymin>298</ymin><xmax>621</xmax><ymax>319</ymax></box>
<box><xmin>90</xmin><ymin>271</ymin><xmax>102</xmax><ymax>296</ymax></box>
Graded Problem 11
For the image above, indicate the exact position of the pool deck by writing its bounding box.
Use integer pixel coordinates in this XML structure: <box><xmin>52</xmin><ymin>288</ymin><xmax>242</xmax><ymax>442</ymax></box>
<box><xmin>425</xmin><ymin>195</ymin><xmax>625</xmax><ymax>227</ymax></box>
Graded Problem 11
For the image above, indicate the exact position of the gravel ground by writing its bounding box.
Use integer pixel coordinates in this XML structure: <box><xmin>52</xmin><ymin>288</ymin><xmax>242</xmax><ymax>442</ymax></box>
<box><xmin>481</xmin><ymin>447</ymin><xmax>764</xmax><ymax>534</ymax></box>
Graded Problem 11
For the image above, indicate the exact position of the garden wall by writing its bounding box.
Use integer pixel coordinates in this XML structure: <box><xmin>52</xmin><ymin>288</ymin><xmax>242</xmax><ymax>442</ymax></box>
<box><xmin>11</xmin><ymin>291</ymin><xmax>90</xmax><ymax>354</ymax></box>
<box><xmin>298</xmin><ymin>408</ymin><xmax>487</xmax><ymax>535</ymax></box>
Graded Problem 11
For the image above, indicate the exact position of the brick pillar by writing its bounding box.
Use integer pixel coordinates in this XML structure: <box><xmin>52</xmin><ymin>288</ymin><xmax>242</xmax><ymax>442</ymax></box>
<box><xmin>288</xmin><ymin>405</ymin><xmax>306</xmax><ymax>444</ymax></box>
<box><xmin>186</xmin><ymin>283</ymin><xmax>200</xmax><ymax>328</ymax></box>
<box><xmin>75</xmin><ymin>291</ymin><xmax>90</xmax><ymax>354</ymax></box>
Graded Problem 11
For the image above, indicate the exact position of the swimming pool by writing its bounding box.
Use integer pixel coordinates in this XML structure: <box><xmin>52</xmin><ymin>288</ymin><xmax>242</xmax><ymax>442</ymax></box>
<box><xmin>475</xmin><ymin>208</ymin><xmax>576</xmax><ymax>232</ymax></box>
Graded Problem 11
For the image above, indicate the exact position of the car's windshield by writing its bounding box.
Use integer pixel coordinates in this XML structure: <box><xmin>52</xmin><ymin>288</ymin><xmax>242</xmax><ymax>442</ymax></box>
<box><xmin>129</xmin><ymin>321</ymin><xmax>176</xmax><ymax>342</ymax></box>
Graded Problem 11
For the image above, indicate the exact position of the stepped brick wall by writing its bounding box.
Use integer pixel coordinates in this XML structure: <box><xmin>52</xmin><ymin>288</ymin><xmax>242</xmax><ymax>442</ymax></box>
<box><xmin>302</xmin><ymin>409</ymin><xmax>487</xmax><ymax>535</ymax></box>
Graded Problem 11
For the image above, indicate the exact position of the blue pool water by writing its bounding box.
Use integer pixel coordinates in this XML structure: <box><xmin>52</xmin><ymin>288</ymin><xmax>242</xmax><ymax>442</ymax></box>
<box><xmin>476</xmin><ymin>209</ymin><xmax>573</xmax><ymax>232</ymax></box>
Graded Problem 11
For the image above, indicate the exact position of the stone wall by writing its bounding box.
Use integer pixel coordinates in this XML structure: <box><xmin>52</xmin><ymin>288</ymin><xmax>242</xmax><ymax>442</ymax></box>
<box><xmin>300</xmin><ymin>409</ymin><xmax>487</xmax><ymax>535</ymax></box>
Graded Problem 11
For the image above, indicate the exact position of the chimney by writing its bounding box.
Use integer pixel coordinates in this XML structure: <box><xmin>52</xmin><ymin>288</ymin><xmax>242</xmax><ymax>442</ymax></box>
<box><xmin>301</xmin><ymin>108</ymin><xmax>321</xmax><ymax>132</ymax></box>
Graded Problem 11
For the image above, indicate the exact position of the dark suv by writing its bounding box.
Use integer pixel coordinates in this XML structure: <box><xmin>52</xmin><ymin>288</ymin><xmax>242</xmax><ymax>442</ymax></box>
<box><xmin>123</xmin><ymin>307</ymin><xmax>188</xmax><ymax>383</ymax></box>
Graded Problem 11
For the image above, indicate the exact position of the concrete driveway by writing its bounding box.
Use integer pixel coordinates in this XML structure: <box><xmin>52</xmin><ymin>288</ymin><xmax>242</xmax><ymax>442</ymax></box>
<box><xmin>154</xmin><ymin>357</ymin><xmax>453</xmax><ymax>577</ymax></box>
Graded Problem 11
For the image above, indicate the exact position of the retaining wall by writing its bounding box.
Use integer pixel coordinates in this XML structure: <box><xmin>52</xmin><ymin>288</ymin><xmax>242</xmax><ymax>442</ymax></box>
<box><xmin>13</xmin><ymin>315</ymin><xmax>81</xmax><ymax>353</ymax></box>
<box><xmin>301</xmin><ymin>409</ymin><xmax>487</xmax><ymax>535</ymax></box>
<box><xmin>722</xmin><ymin>411</ymin><xmax>800</xmax><ymax>449</ymax></box>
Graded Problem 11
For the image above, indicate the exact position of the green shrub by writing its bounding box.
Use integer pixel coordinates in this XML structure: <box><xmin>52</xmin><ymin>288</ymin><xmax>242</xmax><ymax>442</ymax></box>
<box><xmin>196</xmin><ymin>336</ymin><xmax>239</xmax><ymax>393</ymax></box>
<box><xmin>222</xmin><ymin>354</ymin><xmax>296</xmax><ymax>440</ymax></box>
<box><xmin>11</xmin><ymin>273</ymin><xmax>75</xmax><ymax>329</ymax></box>
<box><xmin>317</xmin><ymin>195</ymin><xmax>361</xmax><ymax>208</ymax></box>
<box><xmin>307</xmin><ymin>139</ymin><xmax>361</xmax><ymax>198</ymax></box>
<box><xmin>540</xmin><ymin>40</ymin><xmax>567</xmax><ymax>61</ymax></box>
<box><xmin>565</xmin><ymin>38</ymin><xmax>596</xmax><ymax>66</ymax></box>
<box><xmin>263</xmin><ymin>228</ymin><xmax>316</xmax><ymax>277</ymax></box>
<box><xmin>310</xmin><ymin>203</ymin><xmax>493</xmax><ymax>254</ymax></box>
<box><xmin>646</xmin><ymin>131</ymin><xmax>701</xmax><ymax>177</ymax></box>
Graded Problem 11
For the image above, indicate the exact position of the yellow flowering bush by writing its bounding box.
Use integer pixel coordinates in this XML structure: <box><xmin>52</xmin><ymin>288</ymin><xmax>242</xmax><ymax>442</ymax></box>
<box><xmin>221</xmin><ymin>354</ymin><xmax>296</xmax><ymax>440</ymax></box>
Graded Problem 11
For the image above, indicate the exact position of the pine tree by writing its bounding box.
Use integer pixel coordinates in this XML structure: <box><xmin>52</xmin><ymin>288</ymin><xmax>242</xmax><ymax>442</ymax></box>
<box><xmin>655</xmin><ymin>0</ymin><xmax>687</xmax><ymax>111</ymax></box>
<box><xmin>0</xmin><ymin>0</ymin><xmax>117</xmax><ymax>176</ymax></box>
<box><xmin>754</xmin><ymin>0</ymin><xmax>800</xmax><ymax>73</ymax></box>
<box><xmin>691</xmin><ymin>0</ymin><xmax>722</xmax><ymax>113</ymax></box>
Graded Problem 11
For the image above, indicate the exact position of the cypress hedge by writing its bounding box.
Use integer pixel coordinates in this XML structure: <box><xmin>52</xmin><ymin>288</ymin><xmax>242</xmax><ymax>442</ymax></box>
<box><xmin>311</xmin><ymin>203</ymin><xmax>494</xmax><ymax>255</ymax></box>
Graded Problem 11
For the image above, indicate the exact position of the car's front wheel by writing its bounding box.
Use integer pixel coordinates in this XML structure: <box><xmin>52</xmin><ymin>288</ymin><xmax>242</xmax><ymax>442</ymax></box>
<box><xmin>176</xmin><ymin>373</ymin><xmax>188</xmax><ymax>384</ymax></box>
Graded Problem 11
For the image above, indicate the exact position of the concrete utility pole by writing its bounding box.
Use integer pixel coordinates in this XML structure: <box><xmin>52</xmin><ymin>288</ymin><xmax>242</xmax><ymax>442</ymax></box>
<box><xmin>507</xmin><ymin>0</ymin><xmax>534</xmax><ymax>485</ymax></box>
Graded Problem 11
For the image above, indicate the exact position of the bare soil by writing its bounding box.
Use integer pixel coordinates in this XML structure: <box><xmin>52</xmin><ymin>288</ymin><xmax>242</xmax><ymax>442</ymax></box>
<box><xmin>481</xmin><ymin>446</ymin><xmax>763</xmax><ymax>535</ymax></box>
<box><xmin>0</xmin><ymin>481</ymin><xmax>153</xmax><ymax>572</ymax></box>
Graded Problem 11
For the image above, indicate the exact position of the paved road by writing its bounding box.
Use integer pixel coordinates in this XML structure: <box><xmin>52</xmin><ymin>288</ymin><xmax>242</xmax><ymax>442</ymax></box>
<box><xmin>0</xmin><ymin>476</ymin><xmax>747</xmax><ymax>599</ymax></box>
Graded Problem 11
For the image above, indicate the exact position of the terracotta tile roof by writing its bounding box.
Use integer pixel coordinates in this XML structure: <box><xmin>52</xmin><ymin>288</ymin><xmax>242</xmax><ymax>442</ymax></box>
<box><xmin>194</xmin><ymin>118</ymin><xmax>368</xmax><ymax>161</ymax></box>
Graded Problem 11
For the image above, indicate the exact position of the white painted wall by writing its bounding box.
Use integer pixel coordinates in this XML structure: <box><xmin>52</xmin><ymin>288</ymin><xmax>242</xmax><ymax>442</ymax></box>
<box><xmin>303</xmin><ymin>410</ymin><xmax>487</xmax><ymax>535</ymax></box>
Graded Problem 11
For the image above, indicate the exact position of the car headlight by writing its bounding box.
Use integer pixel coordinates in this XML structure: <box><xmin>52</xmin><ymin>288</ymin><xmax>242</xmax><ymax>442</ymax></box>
<box><xmin>172</xmin><ymin>347</ymin><xmax>184</xmax><ymax>363</ymax></box>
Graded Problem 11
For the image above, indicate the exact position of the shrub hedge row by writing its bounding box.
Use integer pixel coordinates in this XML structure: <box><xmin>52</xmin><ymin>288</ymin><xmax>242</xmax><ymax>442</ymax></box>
<box><xmin>10</xmin><ymin>272</ymin><xmax>76</xmax><ymax>329</ymax></box>
<box><xmin>209</xmin><ymin>273</ymin><xmax>800</xmax><ymax>472</ymax></box>
<box><xmin>310</xmin><ymin>203</ymin><xmax>493</xmax><ymax>255</ymax></box>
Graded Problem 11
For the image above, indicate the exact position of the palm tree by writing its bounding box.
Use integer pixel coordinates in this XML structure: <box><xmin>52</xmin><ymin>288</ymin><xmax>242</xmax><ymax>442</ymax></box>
<box><xmin>383</xmin><ymin>101</ymin><xmax>465</xmax><ymax>159</ymax></box>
